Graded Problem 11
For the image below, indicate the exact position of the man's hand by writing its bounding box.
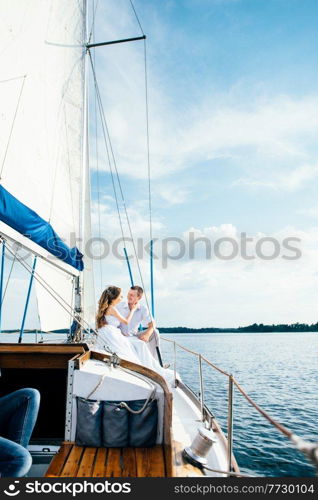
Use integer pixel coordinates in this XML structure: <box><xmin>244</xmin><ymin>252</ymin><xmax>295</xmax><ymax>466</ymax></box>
<box><xmin>139</xmin><ymin>321</ymin><xmax>154</xmax><ymax>342</ymax></box>
<box><xmin>139</xmin><ymin>332</ymin><xmax>152</xmax><ymax>342</ymax></box>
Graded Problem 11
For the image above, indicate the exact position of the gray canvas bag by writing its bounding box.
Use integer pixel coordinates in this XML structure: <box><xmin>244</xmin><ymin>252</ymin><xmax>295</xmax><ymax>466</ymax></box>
<box><xmin>101</xmin><ymin>398</ymin><xmax>158</xmax><ymax>447</ymax></box>
<box><xmin>102</xmin><ymin>401</ymin><xmax>129</xmax><ymax>447</ymax></box>
<box><xmin>75</xmin><ymin>397</ymin><xmax>102</xmax><ymax>447</ymax></box>
<box><xmin>75</xmin><ymin>367</ymin><xmax>158</xmax><ymax>448</ymax></box>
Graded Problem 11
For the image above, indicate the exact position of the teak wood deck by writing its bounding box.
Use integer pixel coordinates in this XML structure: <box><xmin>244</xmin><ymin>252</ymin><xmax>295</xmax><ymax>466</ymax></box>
<box><xmin>45</xmin><ymin>442</ymin><xmax>167</xmax><ymax>477</ymax></box>
<box><xmin>45</xmin><ymin>441</ymin><xmax>203</xmax><ymax>477</ymax></box>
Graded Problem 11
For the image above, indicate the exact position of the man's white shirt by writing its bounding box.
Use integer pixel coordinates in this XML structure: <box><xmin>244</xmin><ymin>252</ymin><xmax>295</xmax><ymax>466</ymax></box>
<box><xmin>116</xmin><ymin>301</ymin><xmax>152</xmax><ymax>336</ymax></box>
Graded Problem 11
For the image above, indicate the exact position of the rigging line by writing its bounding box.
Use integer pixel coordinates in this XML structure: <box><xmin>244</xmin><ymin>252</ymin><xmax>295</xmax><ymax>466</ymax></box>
<box><xmin>233</xmin><ymin>378</ymin><xmax>293</xmax><ymax>439</ymax></box>
<box><xmin>96</xmin><ymin>86</ymin><xmax>126</xmax><ymax>246</ymax></box>
<box><xmin>90</xmin><ymin>55</ymin><xmax>132</xmax><ymax>209</ymax></box>
<box><xmin>34</xmin><ymin>272</ymin><xmax>42</xmax><ymax>336</ymax></box>
<box><xmin>88</xmin><ymin>0</ymin><xmax>100</xmax><ymax>45</ymax></box>
<box><xmin>0</xmin><ymin>241</ymin><xmax>5</xmax><ymax>332</ymax></box>
<box><xmin>3</xmin><ymin>239</ymin><xmax>77</xmax><ymax>319</ymax></box>
<box><xmin>88</xmin><ymin>52</ymin><xmax>126</xmax><ymax>248</ymax></box>
<box><xmin>0</xmin><ymin>75</ymin><xmax>27</xmax><ymax>85</ymax></box>
<box><xmin>94</xmin><ymin>75</ymin><xmax>152</xmax><ymax>314</ymax></box>
<box><xmin>129</xmin><ymin>0</ymin><xmax>145</xmax><ymax>36</ymax></box>
<box><xmin>94</xmin><ymin>70</ymin><xmax>135</xmax><ymax>289</ymax></box>
<box><xmin>143</xmin><ymin>39</ymin><xmax>153</xmax><ymax>242</ymax></box>
<box><xmin>0</xmin><ymin>250</ymin><xmax>17</xmax><ymax>308</ymax></box>
<box><xmin>89</xmin><ymin>57</ymin><xmax>152</xmax><ymax>316</ymax></box>
<box><xmin>69</xmin><ymin>277</ymin><xmax>76</xmax><ymax>338</ymax></box>
<box><xmin>202</xmin><ymin>465</ymin><xmax>252</xmax><ymax>478</ymax></box>
<box><xmin>4</xmin><ymin>242</ymin><xmax>97</xmax><ymax>335</ymax></box>
<box><xmin>5</xmin><ymin>244</ymin><xmax>74</xmax><ymax>315</ymax></box>
<box><xmin>0</xmin><ymin>75</ymin><xmax>26</xmax><ymax>180</ymax></box>
<box><xmin>93</xmin><ymin>42</ymin><xmax>103</xmax><ymax>292</ymax></box>
<box><xmin>94</xmin><ymin>80</ymin><xmax>137</xmax><ymax>289</ymax></box>
<box><xmin>143</xmin><ymin>38</ymin><xmax>155</xmax><ymax>317</ymax></box>
<box><xmin>2</xmin><ymin>245</ymin><xmax>105</xmax><ymax>352</ymax></box>
<box><xmin>5</xmin><ymin>245</ymin><xmax>74</xmax><ymax>316</ymax></box>
<box><xmin>3</xmin><ymin>244</ymin><xmax>112</xmax><ymax>351</ymax></box>
<box><xmin>91</xmin><ymin>68</ymin><xmax>135</xmax><ymax>292</ymax></box>
<box><xmin>19</xmin><ymin>256</ymin><xmax>37</xmax><ymax>343</ymax></box>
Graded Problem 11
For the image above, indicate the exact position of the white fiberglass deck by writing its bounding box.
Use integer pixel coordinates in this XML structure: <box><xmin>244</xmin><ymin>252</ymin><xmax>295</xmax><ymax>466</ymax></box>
<box><xmin>172</xmin><ymin>385</ymin><xmax>228</xmax><ymax>476</ymax></box>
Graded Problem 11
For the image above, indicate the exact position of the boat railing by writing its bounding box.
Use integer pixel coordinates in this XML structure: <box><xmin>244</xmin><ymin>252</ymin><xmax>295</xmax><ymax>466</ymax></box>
<box><xmin>161</xmin><ymin>336</ymin><xmax>318</xmax><ymax>473</ymax></box>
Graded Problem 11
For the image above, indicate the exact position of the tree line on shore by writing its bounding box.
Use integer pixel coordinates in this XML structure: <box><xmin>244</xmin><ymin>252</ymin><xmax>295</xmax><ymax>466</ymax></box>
<box><xmin>3</xmin><ymin>322</ymin><xmax>318</xmax><ymax>335</ymax></box>
<box><xmin>159</xmin><ymin>322</ymin><xmax>318</xmax><ymax>333</ymax></box>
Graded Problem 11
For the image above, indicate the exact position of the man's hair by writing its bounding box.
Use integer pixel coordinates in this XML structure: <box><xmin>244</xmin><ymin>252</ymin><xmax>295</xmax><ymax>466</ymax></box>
<box><xmin>130</xmin><ymin>285</ymin><xmax>143</xmax><ymax>297</ymax></box>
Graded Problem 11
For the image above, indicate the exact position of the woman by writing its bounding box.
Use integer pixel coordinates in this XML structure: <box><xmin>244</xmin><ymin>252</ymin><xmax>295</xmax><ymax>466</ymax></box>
<box><xmin>95</xmin><ymin>286</ymin><xmax>140</xmax><ymax>363</ymax></box>
<box><xmin>95</xmin><ymin>286</ymin><xmax>173</xmax><ymax>382</ymax></box>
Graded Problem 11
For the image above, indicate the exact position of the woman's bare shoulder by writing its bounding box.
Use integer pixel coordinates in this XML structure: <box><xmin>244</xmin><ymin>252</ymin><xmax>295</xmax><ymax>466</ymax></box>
<box><xmin>107</xmin><ymin>306</ymin><xmax>116</xmax><ymax>315</ymax></box>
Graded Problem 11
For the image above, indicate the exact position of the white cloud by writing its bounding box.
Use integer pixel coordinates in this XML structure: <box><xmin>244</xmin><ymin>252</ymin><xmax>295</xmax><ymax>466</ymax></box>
<box><xmin>298</xmin><ymin>206</ymin><xmax>318</xmax><ymax>219</ymax></box>
<box><xmin>150</xmin><ymin>224</ymin><xmax>318</xmax><ymax>328</ymax></box>
<box><xmin>3</xmin><ymin>213</ymin><xmax>318</xmax><ymax>329</ymax></box>
<box><xmin>92</xmin><ymin>31</ymin><xmax>318</xmax><ymax>189</ymax></box>
<box><xmin>88</xmin><ymin>1</ymin><xmax>318</xmax><ymax>207</ymax></box>
<box><xmin>83</xmin><ymin>4</ymin><xmax>318</xmax><ymax>327</ymax></box>
<box><xmin>155</xmin><ymin>184</ymin><xmax>190</xmax><ymax>205</ymax></box>
<box><xmin>89</xmin><ymin>216</ymin><xmax>318</xmax><ymax>328</ymax></box>
<box><xmin>90</xmin><ymin>199</ymin><xmax>164</xmax><ymax>240</ymax></box>
<box><xmin>234</xmin><ymin>163</ymin><xmax>318</xmax><ymax>192</ymax></box>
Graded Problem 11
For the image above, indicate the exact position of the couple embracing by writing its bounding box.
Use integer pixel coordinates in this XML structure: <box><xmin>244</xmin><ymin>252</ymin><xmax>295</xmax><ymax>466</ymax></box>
<box><xmin>95</xmin><ymin>285</ymin><xmax>170</xmax><ymax>380</ymax></box>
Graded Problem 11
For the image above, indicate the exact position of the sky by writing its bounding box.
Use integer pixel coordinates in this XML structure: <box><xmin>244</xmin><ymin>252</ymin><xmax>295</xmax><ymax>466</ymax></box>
<box><xmin>86</xmin><ymin>0</ymin><xmax>318</xmax><ymax>328</ymax></box>
<box><xmin>2</xmin><ymin>0</ymin><xmax>318</xmax><ymax>329</ymax></box>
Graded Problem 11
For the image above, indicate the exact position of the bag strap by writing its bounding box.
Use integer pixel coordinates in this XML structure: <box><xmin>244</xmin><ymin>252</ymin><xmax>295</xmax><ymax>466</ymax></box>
<box><xmin>117</xmin><ymin>367</ymin><xmax>156</xmax><ymax>414</ymax></box>
<box><xmin>85</xmin><ymin>364</ymin><xmax>157</xmax><ymax>407</ymax></box>
<box><xmin>86</xmin><ymin>373</ymin><xmax>107</xmax><ymax>399</ymax></box>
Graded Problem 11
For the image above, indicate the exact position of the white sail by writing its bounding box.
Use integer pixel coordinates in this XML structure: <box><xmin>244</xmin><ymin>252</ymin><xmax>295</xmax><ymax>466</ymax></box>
<box><xmin>0</xmin><ymin>0</ymin><xmax>94</xmax><ymax>331</ymax></box>
<box><xmin>35</xmin><ymin>259</ymin><xmax>74</xmax><ymax>332</ymax></box>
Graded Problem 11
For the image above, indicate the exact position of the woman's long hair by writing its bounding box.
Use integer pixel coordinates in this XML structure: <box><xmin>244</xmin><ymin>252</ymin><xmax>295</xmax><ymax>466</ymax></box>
<box><xmin>96</xmin><ymin>286</ymin><xmax>121</xmax><ymax>329</ymax></box>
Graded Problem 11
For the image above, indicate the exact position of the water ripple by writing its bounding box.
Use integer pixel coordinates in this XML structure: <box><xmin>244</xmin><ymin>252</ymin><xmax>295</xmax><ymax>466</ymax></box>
<box><xmin>161</xmin><ymin>331</ymin><xmax>318</xmax><ymax>477</ymax></box>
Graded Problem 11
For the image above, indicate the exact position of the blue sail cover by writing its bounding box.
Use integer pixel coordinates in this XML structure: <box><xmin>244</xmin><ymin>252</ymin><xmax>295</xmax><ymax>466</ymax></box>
<box><xmin>0</xmin><ymin>185</ymin><xmax>83</xmax><ymax>271</ymax></box>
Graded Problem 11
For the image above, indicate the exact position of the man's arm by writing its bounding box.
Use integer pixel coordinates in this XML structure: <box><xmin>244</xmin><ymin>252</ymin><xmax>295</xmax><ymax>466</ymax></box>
<box><xmin>139</xmin><ymin>320</ymin><xmax>155</xmax><ymax>342</ymax></box>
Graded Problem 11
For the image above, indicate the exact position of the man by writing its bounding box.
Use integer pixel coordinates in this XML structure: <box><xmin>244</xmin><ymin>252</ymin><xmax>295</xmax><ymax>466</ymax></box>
<box><xmin>0</xmin><ymin>388</ymin><xmax>40</xmax><ymax>477</ymax></box>
<box><xmin>116</xmin><ymin>286</ymin><xmax>163</xmax><ymax>365</ymax></box>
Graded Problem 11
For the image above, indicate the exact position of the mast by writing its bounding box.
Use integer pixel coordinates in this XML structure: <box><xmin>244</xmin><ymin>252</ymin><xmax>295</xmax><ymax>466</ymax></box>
<box><xmin>78</xmin><ymin>0</ymin><xmax>97</xmax><ymax>339</ymax></box>
<box><xmin>71</xmin><ymin>0</ymin><xmax>89</xmax><ymax>342</ymax></box>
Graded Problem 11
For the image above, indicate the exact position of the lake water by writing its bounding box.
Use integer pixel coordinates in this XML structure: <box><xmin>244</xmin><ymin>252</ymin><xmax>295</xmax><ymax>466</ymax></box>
<box><xmin>160</xmin><ymin>332</ymin><xmax>318</xmax><ymax>477</ymax></box>
<box><xmin>1</xmin><ymin>331</ymin><xmax>317</xmax><ymax>477</ymax></box>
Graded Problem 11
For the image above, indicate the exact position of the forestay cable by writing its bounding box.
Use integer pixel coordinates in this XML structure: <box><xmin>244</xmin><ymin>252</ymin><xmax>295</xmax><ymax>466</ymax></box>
<box><xmin>129</xmin><ymin>0</ymin><xmax>155</xmax><ymax>315</ymax></box>
<box><xmin>129</xmin><ymin>0</ymin><xmax>145</xmax><ymax>37</ymax></box>
<box><xmin>88</xmin><ymin>53</ymin><xmax>152</xmax><ymax>316</ymax></box>
<box><xmin>92</xmin><ymin>2</ymin><xmax>104</xmax><ymax>292</ymax></box>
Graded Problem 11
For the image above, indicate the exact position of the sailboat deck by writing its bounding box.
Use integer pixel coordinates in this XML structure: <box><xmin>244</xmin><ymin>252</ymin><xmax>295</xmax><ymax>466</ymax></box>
<box><xmin>45</xmin><ymin>441</ymin><xmax>203</xmax><ymax>477</ymax></box>
<box><xmin>45</xmin><ymin>442</ymin><xmax>167</xmax><ymax>477</ymax></box>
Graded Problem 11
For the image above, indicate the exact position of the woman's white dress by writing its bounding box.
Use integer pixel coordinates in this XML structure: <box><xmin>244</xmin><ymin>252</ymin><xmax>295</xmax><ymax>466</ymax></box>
<box><xmin>95</xmin><ymin>313</ymin><xmax>173</xmax><ymax>383</ymax></box>
<box><xmin>94</xmin><ymin>322</ymin><xmax>140</xmax><ymax>364</ymax></box>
